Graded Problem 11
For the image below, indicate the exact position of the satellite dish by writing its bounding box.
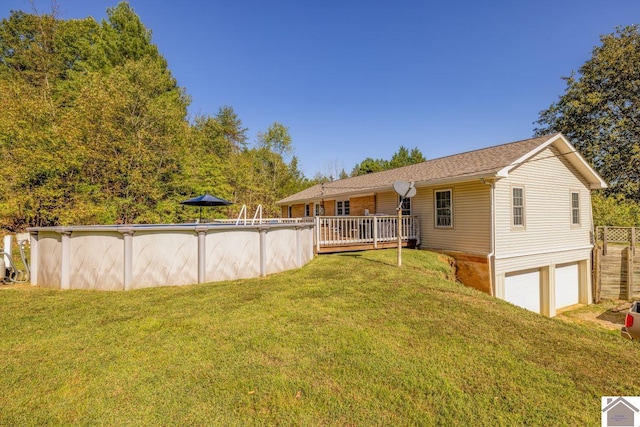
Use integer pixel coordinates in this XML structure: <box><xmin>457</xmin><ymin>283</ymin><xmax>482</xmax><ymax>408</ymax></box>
<box><xmin>393</xmin><ymin>180</ymin><xmax>416</xmax><ymax>198</ymax></box>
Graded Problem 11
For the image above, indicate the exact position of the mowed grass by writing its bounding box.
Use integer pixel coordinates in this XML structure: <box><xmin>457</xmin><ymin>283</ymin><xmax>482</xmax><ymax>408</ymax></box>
<box><xmin>0</xmin><ymin>249</ymin><xmax>638</xmax><ymax>426</ymax></box>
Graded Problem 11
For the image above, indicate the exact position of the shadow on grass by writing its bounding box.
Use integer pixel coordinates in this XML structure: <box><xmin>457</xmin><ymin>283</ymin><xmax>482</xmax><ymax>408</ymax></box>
<box><xmin>597</xmin><ymin>305</ymin><xmax>629</xmax><ymax>326</ymax></box>
<box><xmin>335</xmin><ymin>252</ymin><xmax>399</xmax><ymax>269</ymax></box>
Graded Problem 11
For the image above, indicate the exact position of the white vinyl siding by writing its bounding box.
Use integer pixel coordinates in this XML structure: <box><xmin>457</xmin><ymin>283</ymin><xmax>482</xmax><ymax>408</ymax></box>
<box><xmin>494</xmin><ymin>145</ymin><xmax>593</xmax><ymax>263</ymax></box>
<box><xmin>408</xmin><ymin>182</ymin><xmax>491</xmax><ymax>255</ymax></box>
<box><xmin>435</xmin><ymin>189</ymin><xmax>452</xmax><ymax>228</ymax></box>
<box><xmin>376</xmin><ymin>192</ymin><xmax>399</xmax><ymax>215</ymax></box>
<box><xmin>495</xmin><ymin>247</ymin><xmax>592</xmax><ymax>276</ymax></box>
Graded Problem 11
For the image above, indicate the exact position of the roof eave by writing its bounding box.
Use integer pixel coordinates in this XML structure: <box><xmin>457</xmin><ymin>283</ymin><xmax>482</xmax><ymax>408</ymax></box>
<box><xmin>496</xmin><ymin>133</ymin><xmax>608</xmax><ymax>189</ymax></box>
<box><xmin>277</xmin><ymin>173</ymin><xmax>502</xmax><ymax>205</ymax></box>
<box><xmin>276</xmin><ymin>189</ymin><xmax>377</xmax><ymax>205</ymax></box>
<box><xmin>413</xmin><ymin>172</ymin><xmax>502</xmax><ymax>188</ymax></box>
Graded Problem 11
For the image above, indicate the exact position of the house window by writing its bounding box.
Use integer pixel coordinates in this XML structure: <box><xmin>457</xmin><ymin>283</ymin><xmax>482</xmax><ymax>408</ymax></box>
<box><xmin>512</xmin><ymin>187</ymin><xmax>525</xmax><ymax>227</ymax></box>
<box><xmin>314</xmin><ymin>203</ymin><xmax>324</xmax><ymax>216</ymax></box>
<box><xmin>398</xmin><ymin>196</ymin><xmax>411</xmax><ymax>216</ymax></box>
<box><xmin>287</xmin><ymin>206</ymin><xmax>292</xmax><ymax>218</ymax></box>
<box><xmin>571</xmin><ymin>191</ymin><xmax>580</xmax><ymax>225</ymax></box>
<box><xmin>435</xmin><ymin>189</ymin><xmax>452</xmax><ymax>227</ymax></box>
<box><xmin>336</xmin><ymin>200</ymin><xmax>350</xmax><ymax>216</ymax></box>
<box><xmin>305</xmin><ymin>204</ymin><xmax>310</xmax><ymax>217</ymax></box>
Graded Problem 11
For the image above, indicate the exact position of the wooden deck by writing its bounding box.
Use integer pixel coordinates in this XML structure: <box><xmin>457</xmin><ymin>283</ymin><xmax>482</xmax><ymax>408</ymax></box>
<box><xmin>313</xmin><ymin>215</ymin><xmax>419</xmax><ymax>254</ymax></box>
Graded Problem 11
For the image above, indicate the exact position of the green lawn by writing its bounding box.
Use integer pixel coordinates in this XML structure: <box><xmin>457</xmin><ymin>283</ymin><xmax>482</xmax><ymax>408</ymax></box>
<box><xmin>0</xmin><ymin>249</ymin><xmax>637</xmax><ymax>425</ymax></box>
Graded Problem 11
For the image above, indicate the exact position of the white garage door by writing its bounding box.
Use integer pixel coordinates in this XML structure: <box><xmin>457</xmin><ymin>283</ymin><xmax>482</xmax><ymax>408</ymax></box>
<box><xmin>555</xmin><ymin>262</ymin><xmax>580</xmax><ymax>309</ymax></box>
<box><xmin>504</xmin><ymin>269</ymin><xmax>541</xmax><ymax>314</ymax></box>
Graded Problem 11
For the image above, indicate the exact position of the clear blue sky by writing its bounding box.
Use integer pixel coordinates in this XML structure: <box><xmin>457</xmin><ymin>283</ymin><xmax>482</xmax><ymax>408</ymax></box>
<box><xmin>4</xmin><ymin>0</ymin><xmax>640</xmax><ymax>178</ymax></box>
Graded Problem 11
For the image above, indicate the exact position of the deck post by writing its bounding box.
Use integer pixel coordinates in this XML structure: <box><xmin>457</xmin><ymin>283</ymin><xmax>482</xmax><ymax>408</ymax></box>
<box><xmin>373</xmin><ymin>215</ymin><xmax>378</xmax><ymax>249</ymax></box>
<box><xmin>397</xmin><ymin>208</ymin><xmax>402</xmax><ymax>267</ymax></box>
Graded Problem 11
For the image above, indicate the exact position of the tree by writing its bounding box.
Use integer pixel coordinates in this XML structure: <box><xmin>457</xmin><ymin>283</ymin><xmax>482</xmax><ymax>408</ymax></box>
<box><xmin>214</xmin><ymin>105</ymin><xmax>248</xmax><ymax>154</ymax></box>
<box><xmin>179</xmin><ymin>106</ymin><xmax>247</xmax><ymax>218</ymax></box>
<box><xmin>0</xmin><ymin>9</ymin><xmax>97</xmax><ymax>228</ymax></box>
<box><xmin>69</xmin><ymin>57</ymin><xmax>189</xmax><ymax>224</ymax></box>
<box><xmin>351</xmin><ymin>157</ymin><xmax>387</xmax><ymax>176</ymax></box>
<box><xmin>0</xmin><ymin>2</ymin><xmax>190</xmax><ymax>229</ymax></box>
<box><xmin>225</xmin><ymin>122</ymin><xmax>312</xmax><ymax>217</ymax></box>
<box><xmin>312</xmin><ymin>159</ymin><xmax>348</xmax><ymax>183</ymax></box>
<box><xmin>591</xmin><ymin>192</ymin><xmax>640</xmax><ymax>227</ymax></box>
<box><xmin>254</xmin><ymin>123</ymin><xmax>294</xmax><ymax>215</ymax></box>
<box><xmin>0</xmin><ymin>2</ymin><xmax>315</xmax><ymax>229</ymax></box>
<box><xmin>388</xmin><ymin>145</ymin><xmax>426</xmax><ymax>169</ymax></box>
<box><xmin>351</xmin><ymin>146</ymin><xmax>426</xmax><ymax>176</ymax></box>
<box><xmin>535</xmin><ymin>25</ymin><xmax>640</xmax><ymax>201</ymax></box>
<box><xmin>98</xmin><ymin>2</ymin><xmax>160</xmax><ymax>68</ymax></box>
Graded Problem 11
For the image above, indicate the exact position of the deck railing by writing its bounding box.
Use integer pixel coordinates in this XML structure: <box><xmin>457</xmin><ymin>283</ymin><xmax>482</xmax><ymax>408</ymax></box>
<box><xmin>192</xmin><ymin>215</ymin><xmax>418</xmax><ymax>252</ymax></box>
<box><xmin>315</xmin><ymin>215</ymin><xmax>419</xmax><ymax>251</ymax></box>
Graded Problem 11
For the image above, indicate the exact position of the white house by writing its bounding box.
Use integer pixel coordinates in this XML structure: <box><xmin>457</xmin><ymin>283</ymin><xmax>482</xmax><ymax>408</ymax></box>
<box><xmin>277</xmin><ymin>133</ymin><xmax>607</xmax><ymax>317</ymax></box>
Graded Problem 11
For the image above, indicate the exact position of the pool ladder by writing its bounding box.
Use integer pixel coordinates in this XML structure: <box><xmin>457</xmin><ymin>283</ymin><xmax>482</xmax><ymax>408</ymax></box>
<box><xmin>235</xmin><ymin>204</ymin><xmax>263</xmax><ymax>225</ymax></box>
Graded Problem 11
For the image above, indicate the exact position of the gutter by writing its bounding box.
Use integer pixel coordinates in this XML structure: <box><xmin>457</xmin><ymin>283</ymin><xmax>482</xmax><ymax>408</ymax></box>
<box><xmin>481</xmin><ymin>178</ymin><xmax>496</xmax><ymax>297</ymax></box>
<box><xmin>277</xmin><ymin>172</ymin><xmax>501</xmax><ymax>206</ymax></box>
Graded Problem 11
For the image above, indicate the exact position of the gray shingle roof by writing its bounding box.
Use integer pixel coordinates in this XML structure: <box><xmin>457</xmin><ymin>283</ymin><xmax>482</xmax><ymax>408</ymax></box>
<box><xmin>277</xmin><ymin>134</ymin><xmax>558</xmax><ymax>205</ymax></box>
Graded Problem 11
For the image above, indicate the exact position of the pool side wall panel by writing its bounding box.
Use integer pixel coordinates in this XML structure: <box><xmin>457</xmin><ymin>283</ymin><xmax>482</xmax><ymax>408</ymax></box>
<box><xmin>132</xmin><ymin>231</ymin><xmax>199</xmax><ymax>289</ymax></box>
<box><xmin>266</xmin><ymin>228</ymin><xmax>297</xmax><ymax>275</ymax></box>
<box><xmin>70</xmin><ymin>232</ymin><xmax>125</xmax><ymax>290</ymax></box>
<box><xmin>28</xmin><ymin>224</ymin><xmax>315</xmax><ymax>290</ymax></box>
<box><xmin>205</xmin><ymin>229</ymin><xmax>261</xmax><ymax>282</ymax></box>
<box><xmin>37</xmin><ymin>232</ymin><xmax>62</xmax><ymax>289</ymax></box>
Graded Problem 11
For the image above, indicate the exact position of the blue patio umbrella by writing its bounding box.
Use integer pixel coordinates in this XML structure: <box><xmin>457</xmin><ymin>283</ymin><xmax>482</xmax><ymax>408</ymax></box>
<box><xmin>180</xmin><ymin>193</ymin><xmax>234</xmax><ymax>221</ymax></box>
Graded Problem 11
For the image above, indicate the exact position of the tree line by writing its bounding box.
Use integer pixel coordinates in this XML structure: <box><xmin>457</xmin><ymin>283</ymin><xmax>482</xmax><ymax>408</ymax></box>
<box><xmin>0</xmin><ymin>3</ymin><xmax>310</xmax><ymax>231</ymax></box>
<box><xmin>1</xmin><ymin>2</ymin><xmax>638</xmax><ymax>231</ymax></box>
<box><xmin>0</xmin><ymin>2</ymin><xmax>431</xmax><ymax>232</ymax></box>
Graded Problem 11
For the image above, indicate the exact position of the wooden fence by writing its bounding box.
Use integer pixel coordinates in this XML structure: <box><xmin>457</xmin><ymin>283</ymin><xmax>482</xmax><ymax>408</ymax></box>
<box><xmin>593</xmin><ymin>226</ymin><xmax>640</xmax><ymax>301</ymax></box>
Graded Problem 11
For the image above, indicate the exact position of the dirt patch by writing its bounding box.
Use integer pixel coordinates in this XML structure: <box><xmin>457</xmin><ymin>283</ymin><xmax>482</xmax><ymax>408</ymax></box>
<box><xmin>557</xmin><ymin>300</ymin><xmax>631</xmax><ymax>331</ymax></box>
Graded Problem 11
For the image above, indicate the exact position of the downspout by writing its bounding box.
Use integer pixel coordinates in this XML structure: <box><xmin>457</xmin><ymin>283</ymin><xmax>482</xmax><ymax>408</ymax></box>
<box><xmin>481</xmin><ymin>178</ymin><xmax>496</xmax><ymax>297</ymax></box>
<box><xmin>589</xmin><ymin>189</ymin><xmax>596</xmax><ymax>247</ymax></box>
<box><xmin>589</xmin><ymin>189</ymin><xmax>597</xmax><ymax>303</ymax></box>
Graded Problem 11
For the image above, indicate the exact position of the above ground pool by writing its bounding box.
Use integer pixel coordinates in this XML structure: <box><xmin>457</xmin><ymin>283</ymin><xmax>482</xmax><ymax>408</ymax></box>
<box><xmin>28</xmin><ymin>222</ymin><xmax>314</xmax><ymax>290</ymax></box>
